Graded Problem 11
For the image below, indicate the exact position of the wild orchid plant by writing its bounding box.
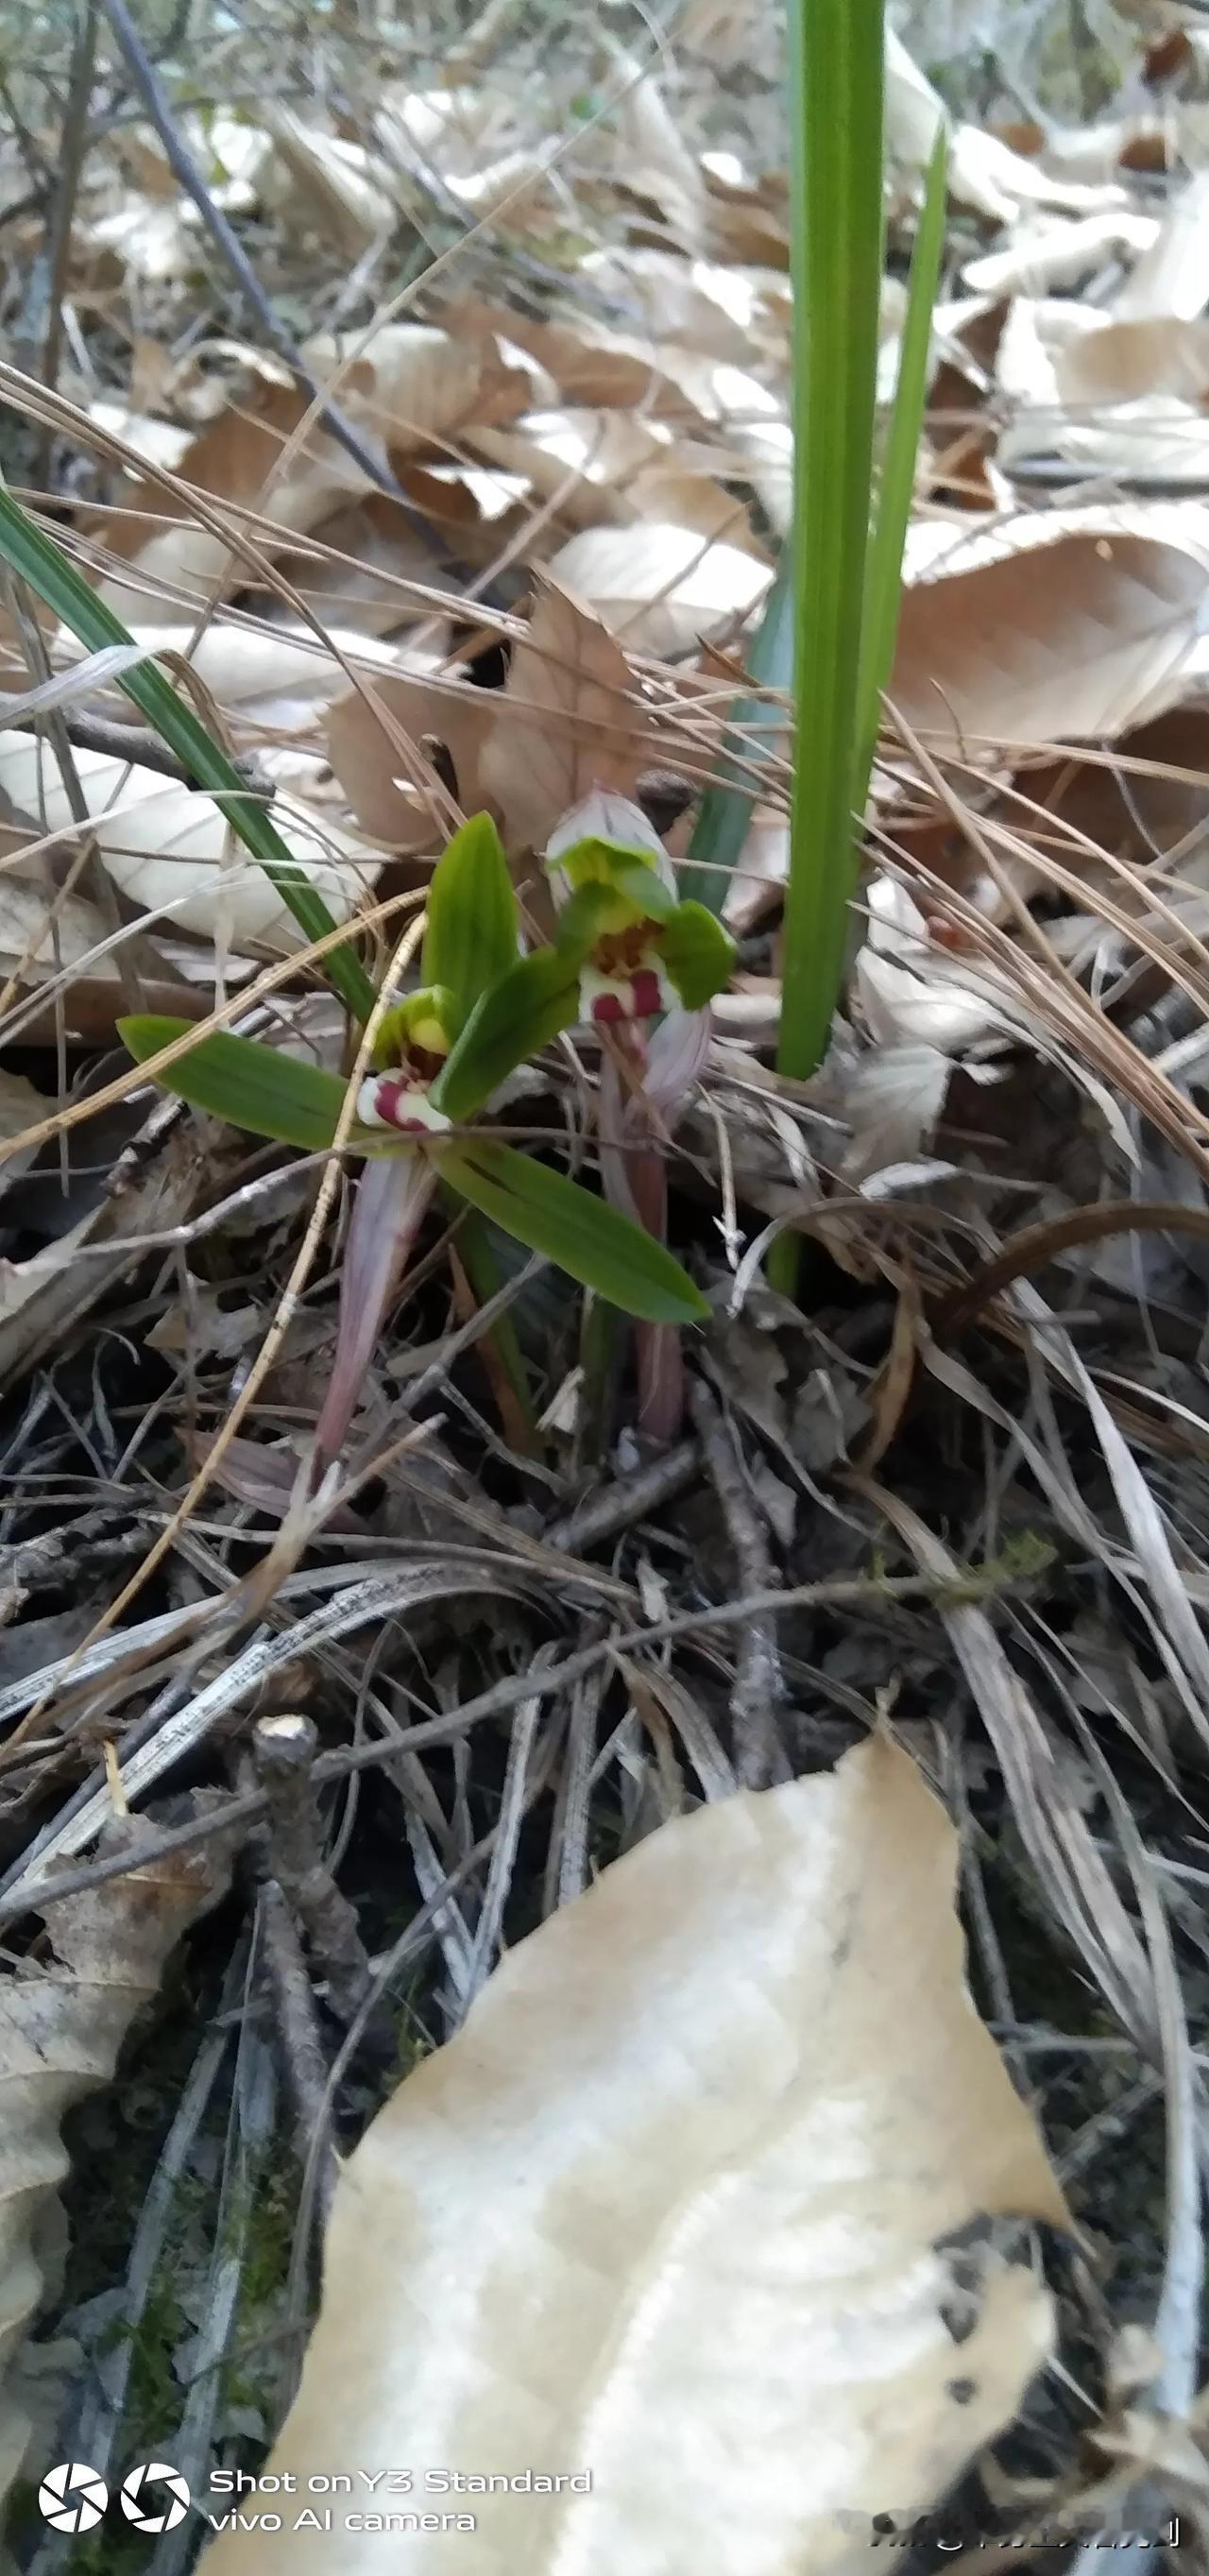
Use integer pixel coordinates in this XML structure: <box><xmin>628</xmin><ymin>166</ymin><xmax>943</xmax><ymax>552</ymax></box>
<box><xmin>122</xmin><ymin>805</ymin><xmax>734</xmax><ymax>1472</ymax></box>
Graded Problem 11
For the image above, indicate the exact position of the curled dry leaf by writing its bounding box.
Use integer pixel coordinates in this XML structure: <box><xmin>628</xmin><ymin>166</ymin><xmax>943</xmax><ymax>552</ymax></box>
<box><xmin>0</xmin><ymin>1096</ymin><xmax>214</xmax><ymax>1384</ymax></box>
<box><xmin>0</xmin><ymin>1810</ymin><xmax>229</xmax><ymax>2506</ymax></box>
<box><xmin>894</xmin><ymin>503</ymin><xmax>1209</xmax><ymax>751</ymax></box>
<box><xmin>962</xmin><ymin>210</ymin><xmax>1159</xmax><ymax>299</ymax></box>
<box><xmin>480</xmin><ymin>577</ymin><xmax>658</xmax><ymax>867</ymax></box>
<box><xmin>260</xmin><ymin>109</ymin><xmax>398</xmax><ymax>252</ymax></box>
<box><xmin>996</xmin><ymin>302</ymin><xmax>1209</xmax><ymax>486</ymax></box>
<box><xmin>203</xmin><ymin>1732</ymin><xmax>1066</xmax><ymax>2576</ymax></box>
<box><xmin>327</xmin><ymin>580</ymin><xmax>657</xmax><ymax>870</ymax></box>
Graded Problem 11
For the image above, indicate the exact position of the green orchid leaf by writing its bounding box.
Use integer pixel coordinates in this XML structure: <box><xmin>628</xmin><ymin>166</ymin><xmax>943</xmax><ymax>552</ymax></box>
<box><xmin>434</xmin><ymin>948</ymin><xmax>580</xmax><ymax>1123</ymax></box>
<box><xmin>421</xmin><ymin>813</ymin><xmax>519</xmax><ymax>1034</ymax></box>
<box><xmin>120</xmin><ymin>1016</ymin><xmax>361</xmax><ymax>1153</ymax></box>
<box><xmin>659</xmin><ymin>902</ymin><xmax>737</xmax><ymax>1010</ymax></box>
<box><xmin>440</xmin><ymin>1140</ymin><xmax>709</xmax><ymax>1323</ymax></box>
<box><xmin>0</xmin><ymin>487</ymin><xmax>377</xmax><ymax>1025</ymax></box>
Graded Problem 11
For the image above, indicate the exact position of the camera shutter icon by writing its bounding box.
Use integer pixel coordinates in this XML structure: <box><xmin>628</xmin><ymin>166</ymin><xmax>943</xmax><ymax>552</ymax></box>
<box><xmin>38</xmin><ymin>2464</ymin><xmax>109</xmax><ymax>2533</ymax></box>
<box><xmin>120</xmin><ymin>2463</ymin><xmax>192</xmax><ymax>2532</ymax></box>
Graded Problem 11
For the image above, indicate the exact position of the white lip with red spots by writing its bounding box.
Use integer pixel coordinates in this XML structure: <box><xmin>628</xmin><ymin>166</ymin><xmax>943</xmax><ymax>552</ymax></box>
<box><xmin>357</xmin><ymin>1076</ymin><xmax>451</xmax><ymax>1135</ymax></box>
<box><xmin>581</xmin><ymin>961</ymin><xmax>672</xmax><ymax>1025</ymax></box>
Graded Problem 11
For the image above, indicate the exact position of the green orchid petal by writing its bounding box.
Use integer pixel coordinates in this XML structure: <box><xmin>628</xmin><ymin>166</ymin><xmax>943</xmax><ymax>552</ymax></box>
<box><xmin>434</xmin><ymin>947</ymin><xmax>580</xmax><ymax>1122</ymax></box>
<box><xmin>548</xmin><ymin>837</ymin><xmax>674</xmax><ymax>925</ymax></box>
<box><xmin>658</xmin><ymin>902</ymin><xmax>737</xmax><ymax>1010</ymax></box>
<box><xmin>421</xmin><ymin>812</ymin><xmax>519</xmax><ymax>1034</ymax></box>
<box><xmin>372</xmin><ymin>985</ymin><xmax>455</xmax><ymax>1071</ymax></box>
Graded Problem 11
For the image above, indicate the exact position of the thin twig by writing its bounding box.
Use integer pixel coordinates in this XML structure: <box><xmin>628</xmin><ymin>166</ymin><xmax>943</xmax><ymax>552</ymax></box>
<box><xmin>252</xmin><ymin>1713</ymin><xmax>372</xmax><ymax>2025</ymax></box>
<box><xmin>690</xmin><ymin>1377</ymin><xmax>789</xmax><ymax>1788</ymax></box>
<box><xmin>2</xmin><ymin>704</ymin><xmax>276</xmax><ymax>794</ymax></box>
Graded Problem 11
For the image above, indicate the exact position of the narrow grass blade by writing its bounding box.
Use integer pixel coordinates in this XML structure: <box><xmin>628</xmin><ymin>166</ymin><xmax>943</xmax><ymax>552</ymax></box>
<box><xmin>680</xmin><ymin>565</ymin><xmax>792</xmax><ymax>917</ymax></box>
<box><xmin>440</xmin><ymin>1141</ymin><xmax>709</xmax><ymax>1324</ymax></box>
<box><xmin>778</xmin><ymin>0</ymin><xmax>885</xmax><ymax>1086</ymax></box>
<box><xmin>0</xmin><ymin>485</ymin><xmax>378</xmax><ymax>1023</ymax></box>
<box><xmin>855</xmin><ymin>126</ymin><xmax>947</xmax><ymax>814</ymax></box>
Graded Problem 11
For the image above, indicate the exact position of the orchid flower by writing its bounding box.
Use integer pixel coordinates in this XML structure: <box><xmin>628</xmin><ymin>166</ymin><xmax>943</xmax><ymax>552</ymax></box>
<box><xmin>122</xmin><ymin>815</ymin><xmax>711</xmax><ymax>1485</ymax></box>
<box><xmin>544</xmin><ymin>792</ymin><xmax>735</xmax><ymax>1442</ymax></box>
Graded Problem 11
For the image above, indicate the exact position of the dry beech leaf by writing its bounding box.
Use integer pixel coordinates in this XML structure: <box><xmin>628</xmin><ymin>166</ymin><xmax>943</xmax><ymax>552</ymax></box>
<box><xmin>996</xmin><ymin>304</ymin><xmax>1209</xmax><ymax>486</ymax></box>
<box><xmin>443</xmin><ymin>295</ymin><xmax>716</xmax><ymax>420</ymax></box>
<box><xmin>100</xmin><ymin>331</ymin><xmax>541</xmax><ymax>620</ymax></box>
<box><xmin>203</xmin><ymin>1732</ymin><xmax>1067</xmax><ymax>2576</ymax></box>
<box><xmin>480</xmin><ymin>577</ymin><xmax>656</xmax><ymax>862</ymax></box>
<box><xmin>894</xmin><ymin>504</ymin><xmax>1209</xmax><ymax>751</ymax></box>
<box><xmin>302</xmin><ymin>323</ymin><xmax>546</xmax><ymax>452</ymax></box>
<box><xmin>97</xmin><ymin>376</ymin><xmax>372</xmax><ymax>616</ymax></box>
<box><xmin>546</xmin><ymin>521</ymin><xmax>772</xmax><ymax>655</ymax></box>
<box><xmin>0</xmin><ymin>1810</ymin><xmax>229</xmax><ymax>2505</ymax></box>
<box><xmin>0</xmin><ymin>732</ymin><xmax>381</xmax><ymax>947</ymax></box>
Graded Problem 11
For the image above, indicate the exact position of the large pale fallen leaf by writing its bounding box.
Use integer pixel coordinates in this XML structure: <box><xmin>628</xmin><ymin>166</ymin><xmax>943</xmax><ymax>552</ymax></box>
<box><xmin>203</xmin><ymin>1732</ymin><xmax>1065</xmax><ymax>2575</ymax></box>
<box><xmin>546</xmin><ymin>521</ymin><xmax>772</xmax><ymax>655</ymax></box>
<box><xmin>0</xmin><ymin>733</ymin><xmax>380</xmax><ymax>946</ymax></box>
<box><xmin>996</xmin><ymin>303</ymin><xmax>1209</xmax><ymax>484</ymax></box>
<box><xmin>301</xmin><ymin>322</ymin><xmax>546</xmax><ymax>452</ymax></box>
<box><xmin>442</xmin><ymin>297</ymin><xmax>711</xmax><ymax>418</ymax></box>
<box><xmin>97</xmin><ymin>376</ymin><xmax>372</xmax><ymax>619</ymax></box>
<box><xmin>886</xmin><ymin>29</ymin><xmax>1128</xmax><ymax>221</ymax></box>
<box><xmin>894</xmin><ymin>504</ymin><xmax>1209</xmax><ymax>750</ymax></box>
<box><xmin>481</xmin><ymin>578</ymin><xmax>657</xmax><ymax>863</ymax></box>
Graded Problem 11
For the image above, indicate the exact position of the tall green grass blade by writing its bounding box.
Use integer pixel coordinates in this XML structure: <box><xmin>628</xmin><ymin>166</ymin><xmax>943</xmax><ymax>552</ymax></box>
<box><xmin>679</xmin><ymin>565</ymin><xmax>793</xmax><ymax>916</ymax></box>
<box><xmin>0</xmin><ymin>485</ymin><xmax>378</xmax><ymax>1024</ymax></box>
<box><xmin>778</xmin><ymin>0</ymin><xmax>885</xmax><ymax>1089</ymax></box>
<box><xmin>855</xmin><ymin>126</ymin><xmax>947</xmax><ymax>814</ymax></box>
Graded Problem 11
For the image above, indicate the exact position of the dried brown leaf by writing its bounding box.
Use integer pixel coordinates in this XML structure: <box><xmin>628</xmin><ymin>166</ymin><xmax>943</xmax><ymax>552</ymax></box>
<box><xmin>480</xmin><ymin>576</ymin><xmax>656</xmax><ymax>859</ymax></box>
